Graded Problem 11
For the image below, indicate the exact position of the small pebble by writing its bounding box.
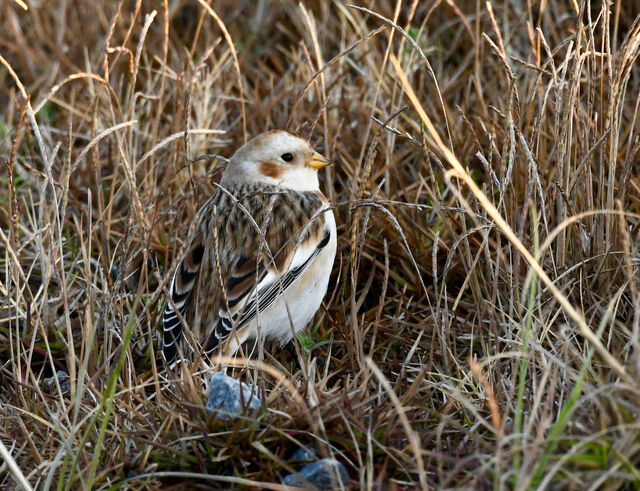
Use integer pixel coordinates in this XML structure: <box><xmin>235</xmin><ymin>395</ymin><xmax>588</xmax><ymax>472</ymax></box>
<box><xmin>43</xmin><ymin>370</ymin><xmax>71</xmax><ymax>394</ymax></box>
<box><xmin>283</xmin><ymin>457</ymin><xmax>348</xmax><ymax>489</ymax></box>
<box><xmin>206</xmin><ymin>372</ymin><xmax>262</xmax><ymax>421</ymax></box>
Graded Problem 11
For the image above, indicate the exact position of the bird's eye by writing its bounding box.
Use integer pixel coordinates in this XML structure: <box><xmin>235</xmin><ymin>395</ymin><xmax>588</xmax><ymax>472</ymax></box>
<box><xmin>281</xmin><ymin>152</ymin><xmax>294</xmax><ymax>162</ymax></box>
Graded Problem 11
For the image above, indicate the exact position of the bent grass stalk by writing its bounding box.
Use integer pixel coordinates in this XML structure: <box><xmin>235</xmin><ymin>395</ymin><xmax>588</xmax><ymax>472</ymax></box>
<box><xmin>389</xmin><ymin>52</ymin><xmax>631</xmax><ymax>385</ymax></box>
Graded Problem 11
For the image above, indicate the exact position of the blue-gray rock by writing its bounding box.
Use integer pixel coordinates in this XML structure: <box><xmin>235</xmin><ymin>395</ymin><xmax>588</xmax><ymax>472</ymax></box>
<box><xmin>290</xmin><ymin>445</ymin><xmax>316</xmax><ymax>462</ymax></box>
<box><xmin>43</xmin><ymin>370</ymin><xmax>71</xmax><ymax>394</ymax></box>
<box><xmin>283</xmin><ymin>458</ymin><xmax>348</xmax><ymax>489</ymax></box>
<box><xmin>206</xmin><ymin>372</ymin><xmax>262</xmax><ymax>421</ymax></box>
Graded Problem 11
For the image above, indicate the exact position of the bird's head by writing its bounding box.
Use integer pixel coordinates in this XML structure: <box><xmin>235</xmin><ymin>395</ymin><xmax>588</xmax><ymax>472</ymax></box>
<box><xmin>220</xmin><ymin>130</ymin><xmax>330</xmax><ymax>191</ymax></box>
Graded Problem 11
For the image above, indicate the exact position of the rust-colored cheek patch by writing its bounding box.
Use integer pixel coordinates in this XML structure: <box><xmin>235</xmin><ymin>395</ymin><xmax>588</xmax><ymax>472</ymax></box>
<box><xmin>259</xmin><ymin>161</ymin><xmax>284</xmax><ymax>179</ymax></box>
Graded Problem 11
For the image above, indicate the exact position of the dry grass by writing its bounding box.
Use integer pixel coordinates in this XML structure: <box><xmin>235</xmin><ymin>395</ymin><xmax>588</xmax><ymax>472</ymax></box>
<box><xmin>3</xmin><ymin>0</ymin><xmax>640</xmax><ymax>488</ymax></box>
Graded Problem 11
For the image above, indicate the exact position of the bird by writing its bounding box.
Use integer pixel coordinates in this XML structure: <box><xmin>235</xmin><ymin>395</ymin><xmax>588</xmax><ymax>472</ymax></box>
<box><xmin>161</xmin><ymin>130</ymin><xmax>337</xmax><ymax>366</ymax></box>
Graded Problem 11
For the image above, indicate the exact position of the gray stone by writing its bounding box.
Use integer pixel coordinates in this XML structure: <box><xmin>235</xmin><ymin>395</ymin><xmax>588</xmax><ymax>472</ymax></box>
<box><xmin>290</xmin><ymin>445</ymin><xmax>316</xmax><ymax>462</ymax></box>
<box><xmin>283</xmin><ymin>458</ymin><xmax>348</xmax><ymax>489</ymax></box>
<box><xmin>206</xmin><ymin>372</ymin><xmax>262</xmax><ymax>421</ymax></box>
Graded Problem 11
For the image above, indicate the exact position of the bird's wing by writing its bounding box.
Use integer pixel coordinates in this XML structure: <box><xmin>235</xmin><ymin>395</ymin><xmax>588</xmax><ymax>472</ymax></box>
<box><xmin>161</xmin><ymin>237</ymin><xmax>204</xmax><ymax>365</ymax></box>
<box><xmin>203</xmin><ymin>223</ymin><xmax>331</xmax><ymax>353</ymax></box>
<box><xmin>200</xmin><ymin>191</ymin><xmax>331</xmax><ymax>355</ymax></box>
<box><xmin>161</xmin><ymin>188</ymin><xmax>231</xmax><ymax>365</ymax></box>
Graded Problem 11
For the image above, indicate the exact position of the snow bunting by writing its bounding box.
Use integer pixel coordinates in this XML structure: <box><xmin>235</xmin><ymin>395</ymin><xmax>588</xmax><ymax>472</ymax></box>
<box><xmin>162</xmin><ymin>130</ymin><xmax>337</xmax><ymax>365</ymax></box>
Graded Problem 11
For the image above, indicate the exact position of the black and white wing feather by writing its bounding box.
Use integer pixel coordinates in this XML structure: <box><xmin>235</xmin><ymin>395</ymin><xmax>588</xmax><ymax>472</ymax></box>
<box><xmin>162</xmin><ymin>241</ymin><xmax>204</xmax><ymax>364</ymax></box>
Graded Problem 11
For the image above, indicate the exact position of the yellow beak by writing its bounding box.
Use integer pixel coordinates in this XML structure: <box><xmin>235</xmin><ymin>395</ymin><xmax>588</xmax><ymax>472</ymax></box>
<box><xmin>307</xmin><ymin>151</ymin><xmax>331</xmax><ymax>169</ymax></box>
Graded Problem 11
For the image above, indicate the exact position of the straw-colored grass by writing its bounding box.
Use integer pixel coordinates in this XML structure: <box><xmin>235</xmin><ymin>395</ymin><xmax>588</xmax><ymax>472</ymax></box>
<box><xmin>3</xmin><ymin>1</ymin><xmax>640</xmax><ymax>488</ymax></box>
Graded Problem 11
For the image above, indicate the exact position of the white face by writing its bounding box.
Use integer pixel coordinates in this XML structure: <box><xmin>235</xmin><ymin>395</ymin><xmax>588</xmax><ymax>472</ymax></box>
<box><xmin>221</xmin><ymin>131</ymin><xmax>329</xmax><ymax>192</ymax></box>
